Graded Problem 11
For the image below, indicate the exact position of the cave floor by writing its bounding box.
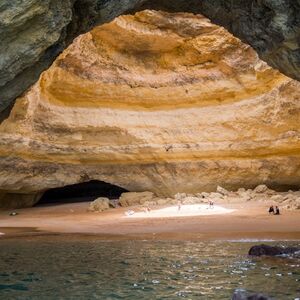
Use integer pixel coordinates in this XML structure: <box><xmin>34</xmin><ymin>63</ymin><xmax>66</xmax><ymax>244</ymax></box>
<box><xmin>0</xmin><ymin>202</ymin><xmax>299</xmax><ymax>241</ymax></box>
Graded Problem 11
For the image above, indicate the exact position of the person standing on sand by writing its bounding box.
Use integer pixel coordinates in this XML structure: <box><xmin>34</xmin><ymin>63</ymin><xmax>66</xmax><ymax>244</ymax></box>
<box><xmin>177</xmin><ymin>200</ymin><xmax>181</xmax><ymax>211</ymax></box>
<box><xmin>209</xmin><ymin>200</ymin><xmax>214</xmax><ymax>209</ymax></box>
<box><xmin>274</xmin><ymin>206</ymin><xmax>280</xmax><ymax>215</ymax></box>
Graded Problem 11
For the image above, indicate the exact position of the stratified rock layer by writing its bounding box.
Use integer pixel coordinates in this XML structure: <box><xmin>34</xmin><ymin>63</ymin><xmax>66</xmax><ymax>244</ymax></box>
<box><xmin>0</xmin><ymin>0</ymin><xmax>299</xmax><ymax>117</ymax></box>
<box><xmin>0</xmin><ymin>10</ymin><xmax>300</xmax><ymax>208</ymax></box>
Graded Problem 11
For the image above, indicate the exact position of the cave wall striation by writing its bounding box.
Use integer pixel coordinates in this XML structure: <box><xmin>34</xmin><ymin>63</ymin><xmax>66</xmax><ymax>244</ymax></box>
<box><xmin>0</xmin><ymin>0</ymin><xmax>299</xmax><ymax>117</ymax></box>
<box><xmin>0</xmin><ymin>11</ymin><xmax>300</xmax><ymax>207</ymax></box>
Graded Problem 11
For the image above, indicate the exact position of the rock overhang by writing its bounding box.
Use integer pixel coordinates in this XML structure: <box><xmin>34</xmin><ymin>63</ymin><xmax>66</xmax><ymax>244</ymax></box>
<box><xmin>0</xmin><ymin>0</ymin><xmax>300</xmax><ymax>118</ymax></box>
<box><xmin>0</xmin><ymin>10</ymin><xmax>300</xmax><ymax>208</ymax></box>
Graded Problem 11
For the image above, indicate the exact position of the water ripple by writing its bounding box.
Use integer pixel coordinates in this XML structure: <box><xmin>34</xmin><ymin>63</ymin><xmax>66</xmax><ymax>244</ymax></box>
<box><xmin>0</xmin><ymin>240</ymin><xmax>298</xmax><ymax>299</ymax></box>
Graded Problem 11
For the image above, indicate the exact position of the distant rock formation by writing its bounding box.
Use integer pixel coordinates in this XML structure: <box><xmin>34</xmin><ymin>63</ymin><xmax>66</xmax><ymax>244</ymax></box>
<box><xmin>0</xmin><ymin>11</ymin><xmax>300</xmax><ymax>208</ymax></box>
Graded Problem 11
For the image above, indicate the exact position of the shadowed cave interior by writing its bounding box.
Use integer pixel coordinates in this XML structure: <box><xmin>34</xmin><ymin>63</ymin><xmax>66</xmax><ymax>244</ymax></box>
<box><xmin>37</xmin><ymin>180</ymin><xmax>128</xmax><ymax>205</ymax></box>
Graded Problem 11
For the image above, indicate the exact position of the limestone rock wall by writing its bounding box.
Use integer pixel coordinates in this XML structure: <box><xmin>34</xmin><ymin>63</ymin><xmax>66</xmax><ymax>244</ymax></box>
<box><xmin>0</xmin><ymin>0</ymin><xmax>299</xmax><ymax>118</ymax></box>
<box><xmin>0</xmin><ymin>0</ymin><xmax>146</xmax><ymax>119</ymax></box>
<box><xmin>143</xmin><ymin>0</ymin><xmax>300</xmax><ymax>84</ymax></box>
<box><xmin>0</xmin><ymin>11</ymin><xmax>300</xmax><ymax>207</ymax></box>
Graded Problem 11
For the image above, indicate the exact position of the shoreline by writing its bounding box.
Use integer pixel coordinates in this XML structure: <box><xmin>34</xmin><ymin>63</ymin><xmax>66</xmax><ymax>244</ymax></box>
<box><xmin>0</xmin><ymin>201</ymin><xmax>299</xmax><ymax>241</ymax></box>
<box><xmin>1</xmin><ymin>230</ymin><xmax>300</xmax><ymax>242</ymax></box>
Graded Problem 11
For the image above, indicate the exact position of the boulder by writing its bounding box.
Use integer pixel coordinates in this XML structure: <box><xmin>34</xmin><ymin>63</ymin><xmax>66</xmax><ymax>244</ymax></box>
<box><xmin>253</xmin><ymin>185</ymin><xmax>269</xmax><ymax>193</ymax></box>
<box><xmin>174</xmin><ymin>193</ymin><xmax>187</xmax><ymax>200</ymax></box>
<box><xmin>232</xmin><ymin>290</ymin><xmax>274</xmax><ymax>300</ymax></box>
<box><xmin>270</xmin><ymin>195</ymin><xmax>285</xmax><ymax>202</ymax></box>
<box><xmin>241</xmin><ymin>195</ymin><xmax>252</xmax><ymax>202</ymax></box>
<box><xmin>248</xmin><ymin>244</ymin><xmax>300</xmax><ymax>256</ymax></box>
<box><xmin>119</xmin><ymin>191</ymin><xmax>155</xmax><ymax>207</ymax></box>
<box><xmin>217</xmin><ymin>186</ymin><xmax>229</xmax><ymax>195</ymax></box>
<box><xmin>208</xmin><ymin>192</ymin><xmax>223</xmax><ymax>200</ymax></box>
<box><xmin>143</xmin><ymin>200</ymin><xmax>157</xmax><ymax>207</ymax></box>
<box><xmin>237</xmin><ymin>190</ymin><xmax>252</xmax><ymax>201</ymax></box>
<box><xmin>200</xmin><ymin>192</ymin><xmax>210</xmax><ymax>198</ymax></box>
<box><xmin>156</xmin><ymin>198</ymin><xmax>169</xmax><ymax>206</ymax></box>
<box><xmin>182</xmin><ymin>196</ymin><xmax>203</xmax><ymax>205</ymax></box>
<box><xmin>88</xmin><ymin>197</ymin><xmax>110</xmax><ymax>212</ymax></box>
<box><xmin>283</xmin><ymin>197</ymin><xmax>300</xmax><ymax>210</ymax></box>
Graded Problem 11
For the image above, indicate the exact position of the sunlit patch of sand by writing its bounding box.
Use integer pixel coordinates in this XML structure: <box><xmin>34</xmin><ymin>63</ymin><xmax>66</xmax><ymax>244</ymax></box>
<box><xmin>124</xmin><ymin>204</ymin><xmax>235</xmax><ymax>218</ymax></box>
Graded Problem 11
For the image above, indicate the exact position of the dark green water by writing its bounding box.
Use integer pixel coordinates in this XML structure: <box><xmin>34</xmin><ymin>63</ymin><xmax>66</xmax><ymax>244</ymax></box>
<box><xmin>0</xmin><ymin>239</ymin><xmax>299</xmax><ymax>299</ymax></box>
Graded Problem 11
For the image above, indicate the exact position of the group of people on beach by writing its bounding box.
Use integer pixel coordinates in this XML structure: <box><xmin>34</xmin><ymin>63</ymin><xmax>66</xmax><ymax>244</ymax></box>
<box><xmin>268</xmin><ymin>205</ymin><xmax>280</xmax><ymax>215</ymax></box>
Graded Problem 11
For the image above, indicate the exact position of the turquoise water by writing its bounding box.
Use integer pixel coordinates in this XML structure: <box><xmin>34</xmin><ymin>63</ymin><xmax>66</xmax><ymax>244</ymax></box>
<box><xmin>0</xmin><ymin>239</ymin><xmax>299</xmax><ymax>299</ymax></box>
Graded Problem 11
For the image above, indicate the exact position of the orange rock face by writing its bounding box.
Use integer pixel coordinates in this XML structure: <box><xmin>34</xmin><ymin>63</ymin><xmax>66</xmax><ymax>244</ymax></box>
<box><xmin>0</xmin><ymin>10</ymin><xmax>300</xmax><ymax>207</ymax></box>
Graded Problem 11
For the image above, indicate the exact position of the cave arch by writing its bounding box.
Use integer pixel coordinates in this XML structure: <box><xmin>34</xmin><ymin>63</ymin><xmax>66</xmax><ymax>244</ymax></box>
<box><xmin>37</xmin><ymin>180</ymin><xmax>128</xmax><ymax>205</ymax></box>
<box><xmin>0</xmin><ymin>0</ymin><xmax>299</xmax><ymax>120</ymax></box>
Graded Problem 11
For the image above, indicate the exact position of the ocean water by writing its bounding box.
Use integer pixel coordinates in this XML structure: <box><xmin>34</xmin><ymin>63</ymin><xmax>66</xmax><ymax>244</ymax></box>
<box><xmin>0</xmin><ymin>238</ymin><xmax>299</xmax><ymax>299</ymax></box>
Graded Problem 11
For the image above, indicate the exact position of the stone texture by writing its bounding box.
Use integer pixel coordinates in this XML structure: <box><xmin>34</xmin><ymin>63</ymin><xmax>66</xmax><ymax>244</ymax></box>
<box><xmin>0</xmin><ymin>0</ymin><xmax>146</xmax><ymax>119</ymax></box>
<box><xmin>119</xmin><ymin>192</ymin><xmax>155</xmax><ymax>207</ymax></box>
<box><xmin>0</xmin><ymin>11</ymin><xmax>300</xmax><ymax>207</ymax></box>
<box><xmin>248</xmin><ymin>244</ymin><xmax>300</xmax><ymax>256</ymax></box>
<box><xmin>0</xmin><ymin>0</ymin><xmax>300</xmax><ymax>118</ymax></box>
<box><xmin>253</xmin><ymin>185</ymin><xmax>269</xmax><ymax>194</ymax></box>
<box><xmin>88</xmin><ymin>197</ymin><xmax>110</xmax><ymax>212</ymax></box>
<box><xmin>0</xmin><ymin>192</ymin><xmax>42</xmax><ymax>209</ymax></box>
<box><xmin>0</xmin><ymin>0</ymin><xmax>73</xmax><ymax>120</ymax></box>
<box><xmin>120</xmin><ymin>185</ymin><xmax>300</xmax><ymax>209</ymax></box>
<box><xmin>232</xmin><ymin>290</ymin><xmax>274</xmax><ymax>300</ymax></box>
<box><xmin>143</xmin><ymin>0</ymin><xmax>300</xmax><ymax>82</ymax></box>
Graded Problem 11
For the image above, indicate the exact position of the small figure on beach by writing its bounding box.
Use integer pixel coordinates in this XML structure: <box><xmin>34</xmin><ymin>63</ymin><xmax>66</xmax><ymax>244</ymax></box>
<box><xmin>268</xmin><ymin>205</ymin><xmax>274</xmax><ymax>214</ymax></box>
<box><xmin>177</xmin><ymin>200</ymin><xmax>181</xmax><ymax>211</ymax></box>
<box><xmin>274</xmin><ymin>206</ymin><xmax>280</xmax><ymax>215</ymax></box>
<box><xmin>125</xmin><ymin>210</ymin><xmax>135</xmax><ymax>216</ymax></box>
<box><xmin>209</xmin><ymin>200</ymin><xmax>214</xmax><ymax>209</ymax></box>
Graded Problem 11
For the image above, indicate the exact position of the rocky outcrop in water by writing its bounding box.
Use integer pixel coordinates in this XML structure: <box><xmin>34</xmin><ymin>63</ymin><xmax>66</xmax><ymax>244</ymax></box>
<box><xmin>232</xmin><ymin>290</ymin><xmax>274</xmax><ymax>300</ymax></box>
<box><xmin>0</xmin><ymin>0</ymin><xmax>299</xmax><ymax>117</ymax></box>
<box><xmin>248</xmin><ymin>244</ymin><xmax>300</xmax><ymax>257</ymax></box>
<box><xmin>0</xmin><ymin>10</ymin><xmax>300</xmax><ymax>208</ymax></box>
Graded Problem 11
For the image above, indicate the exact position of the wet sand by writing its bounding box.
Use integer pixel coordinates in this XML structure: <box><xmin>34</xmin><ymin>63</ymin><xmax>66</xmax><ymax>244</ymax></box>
<box><xmin>0</xmin><ymin>202</ymin><xmax>299</xmax><ymax>241</ymax></box>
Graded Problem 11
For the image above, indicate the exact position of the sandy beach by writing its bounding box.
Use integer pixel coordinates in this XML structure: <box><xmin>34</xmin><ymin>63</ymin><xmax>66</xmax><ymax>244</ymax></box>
<box><xmin>0</xmin><ymin>201</ymin><xmax>299</xmax><ymax>241</ymax></box>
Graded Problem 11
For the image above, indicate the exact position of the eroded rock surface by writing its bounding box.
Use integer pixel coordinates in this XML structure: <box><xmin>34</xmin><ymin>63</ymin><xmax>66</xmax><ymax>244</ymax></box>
<box><xmin>0</xmin><ymin>0</ymin><xmax>299</xmax><ymax>116</ymax></box>
<box><xmin>0</xmin><ymin>0</ymin><xmax>146</xmax><ymax>118</ymax></box>
<box><xmin>88</xmin><ymin>197</ymin><xmax>110</xmax><ymax>212</ymax></box>
<box><xmin>134</xmin><ymin>185</ymin><xmax>300</xmax><ymax>210</ymax></box>
<box><xmin>119</xmin><ymin>192</ymin><xmax>155</xmax><ymax>207</ymax></box>
<box><xmin>0</xmin><ymin>11</ymin><xmax>300</xmax><ymax>207</ymax></box>
<box><xmin>232</xmin><ymin>290</ymin><xmax>274</xmax><ymax>300</ymax></box>
<box><xmin>248</xmin><ymin>244</ymin><xmax>300</xmax><ymax>257</ymax></box>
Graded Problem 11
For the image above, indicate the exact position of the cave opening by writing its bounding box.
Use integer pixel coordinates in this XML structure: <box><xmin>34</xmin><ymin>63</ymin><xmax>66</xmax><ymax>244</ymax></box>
<box><xmin>37</xmin><ymin>180</ymin><xmax>128</xmax><ymax>205</ymax></box>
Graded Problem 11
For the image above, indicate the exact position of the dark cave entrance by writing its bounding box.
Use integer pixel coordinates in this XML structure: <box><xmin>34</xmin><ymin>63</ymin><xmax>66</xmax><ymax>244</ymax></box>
<box><xmin>37</xmin><ymin>180</ymin><xmax>128</xmax><ymax>205</ymax></box>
